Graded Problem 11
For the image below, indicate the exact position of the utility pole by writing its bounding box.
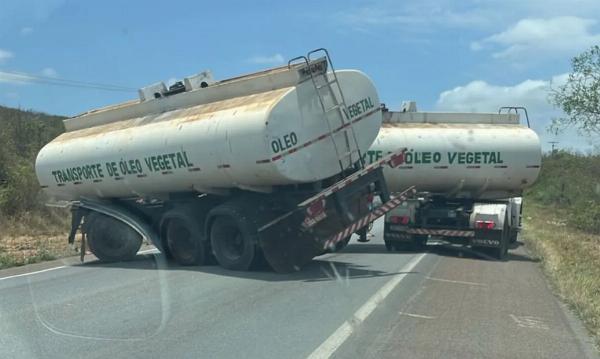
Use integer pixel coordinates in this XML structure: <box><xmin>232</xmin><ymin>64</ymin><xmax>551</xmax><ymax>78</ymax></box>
<box><xmin>548</xmin><ymin>141</ymin><xmax>559</xmax><ymax>155</ymax></box>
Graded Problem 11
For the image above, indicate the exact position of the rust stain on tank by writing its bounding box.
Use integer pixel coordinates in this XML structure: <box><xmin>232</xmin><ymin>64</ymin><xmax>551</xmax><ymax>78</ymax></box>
<box><xmin>382</xmin><ymin>123</ymin><xmax>528</xmax><ymax>132</ymax></box>
<box><xmin>54</xmin><ymin>87</ymin><xmax>291</xmax><ymax>143</ymax></box>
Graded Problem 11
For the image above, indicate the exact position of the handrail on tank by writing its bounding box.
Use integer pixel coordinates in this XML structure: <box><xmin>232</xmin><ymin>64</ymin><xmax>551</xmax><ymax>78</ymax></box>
<box><xmin>287</xmin><ymin>55</ymin><xmax>310</xmax><ymax>69</ymax></box>
<box><xmin>498</xmin><ymin>106</ymin><xmax>530</xmax><ymax>128</ymax></box>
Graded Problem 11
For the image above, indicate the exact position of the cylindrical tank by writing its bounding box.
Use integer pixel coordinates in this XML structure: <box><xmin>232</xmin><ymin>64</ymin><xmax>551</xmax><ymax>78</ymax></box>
<box><xmin>370</xmin><ymin>123</ymin><xmax>541</xmax><ymax>199</ymax></box>
<box><xmin>36</xmin><ymin>70</ymin><xmax>381</xmax><ymax>200</ymax></box>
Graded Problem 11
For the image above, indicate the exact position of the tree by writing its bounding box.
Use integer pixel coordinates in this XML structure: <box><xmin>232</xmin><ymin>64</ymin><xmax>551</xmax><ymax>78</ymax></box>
<box><xmin>550</xmin><ymin>45</ymin><xmax>600</xmax><ymax>135</ymax></box>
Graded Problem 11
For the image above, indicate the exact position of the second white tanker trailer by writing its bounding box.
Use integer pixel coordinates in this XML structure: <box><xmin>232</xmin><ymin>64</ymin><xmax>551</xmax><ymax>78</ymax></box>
<box><xmin>35</xmin><ymin>49</ymin><xmax>411</xmax><ymax>273</ymax></box>
<box><xmin>366</xmin><ymin>103</ymin><xmax>541</xmax><ymax>260</ymax></box>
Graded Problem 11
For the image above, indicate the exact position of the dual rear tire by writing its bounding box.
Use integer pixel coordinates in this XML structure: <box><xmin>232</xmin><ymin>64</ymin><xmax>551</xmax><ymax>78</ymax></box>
<box><xmin>208</xmin><ymin>203</ymin><xmax>263</xmax><ymax>271</ymax></box>
<box><xmin>84</xmin><ymin>201</ymin><xmax>267</xmax><ymax>271</ymax></box>
<box><xmin>161</xmin><ymin>209</ymin><xmax>208</xmax><ymax>266</ymax></box>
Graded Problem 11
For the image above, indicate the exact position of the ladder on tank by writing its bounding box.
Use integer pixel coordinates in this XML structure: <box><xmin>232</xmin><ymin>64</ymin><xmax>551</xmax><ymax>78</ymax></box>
<box><xmin>498</xmin><ymin>106</ymin><xmax>530</xmax><ymax>128</ymax></box>
<box><xmin>289</xmin><ymin>48</ymin><xmax>365</xmax><ymax>173</ymax></box>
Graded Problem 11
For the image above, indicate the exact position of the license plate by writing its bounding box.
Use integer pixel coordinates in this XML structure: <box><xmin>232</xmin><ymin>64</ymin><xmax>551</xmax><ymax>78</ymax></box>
<box><xmin>471</xmin><ymin>238</ymin><xmax>500</xmax><ymax>246</ymax></box>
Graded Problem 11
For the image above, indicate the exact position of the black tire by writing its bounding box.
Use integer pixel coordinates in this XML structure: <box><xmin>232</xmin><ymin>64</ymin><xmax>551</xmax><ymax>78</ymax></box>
<box><xmin>389</xmin><ymin>235</ymin><xmax>426</xmax><ymax>252</ymax></box>
<box><xmin>384</xmin><ymin>240</ymin><xmax>394</xmax><ymax>252</ymax></box>
<box><xmin>411</xmin><ymin>235</ymin><xmax>428</xmax><ymax>251</ymax></box>
<box><xmin>509</xmin><ymin>230</ymin><xmax>519</xmax><ymax>244</ymax></box>
<box><xmin>161</xmin><ymin>210</ymin><xmax>206</xmax><ymax>266</ymax></box>
<box><xmin>86</xmin><ymin>213</ymin><xmax>142</xmax><ymax>262</ymax></box>
<box><xmin>210</xmin><ymin>215</ymin><xmax>259</xmax><ymax>271</ymax></box>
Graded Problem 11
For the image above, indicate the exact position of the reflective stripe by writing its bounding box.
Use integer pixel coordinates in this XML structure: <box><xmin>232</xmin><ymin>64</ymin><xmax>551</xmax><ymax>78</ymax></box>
<box><xmin>256</xmin><ymin>107</ymin><xmax>381</xmax><ymax>164</ymax></box>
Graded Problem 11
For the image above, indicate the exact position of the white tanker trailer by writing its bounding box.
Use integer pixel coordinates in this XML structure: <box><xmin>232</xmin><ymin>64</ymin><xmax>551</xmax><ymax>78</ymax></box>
<box><xmin>367</xmin><ymin>103</ymin><xmax>541</xmax><ymax>259</ymax></box>
<box><xmin>35</xmin><ymin>49</ymin><xmax>410</xmax><ymax>272</ymax></box>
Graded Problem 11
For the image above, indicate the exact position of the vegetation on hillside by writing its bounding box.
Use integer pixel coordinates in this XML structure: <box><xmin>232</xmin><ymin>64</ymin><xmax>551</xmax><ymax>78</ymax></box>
<box><xmin>0</xmin><ymin>105</ymin><xmax>65</xmax><ymax>214</ymax></box>
<box><xmin>0</xmin><ymin>106</ymin><xmax>71</xmax><ymax>268</ymax></box>
<box><xmin>524</xmin><ymin>152</ymin><xmax>600</xmax><ymax>347</ymax></box>
<box><xmin>525</xmin><ymin>151</ymin><xmax>600</xmax><ymax>234</ymax></box>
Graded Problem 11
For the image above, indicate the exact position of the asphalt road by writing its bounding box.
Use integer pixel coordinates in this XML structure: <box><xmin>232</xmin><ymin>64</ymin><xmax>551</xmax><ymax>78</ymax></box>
<box><xmin>0</xmin><ymin>220</ymin><xmax>597</xmax><ymax>359</ymax></box>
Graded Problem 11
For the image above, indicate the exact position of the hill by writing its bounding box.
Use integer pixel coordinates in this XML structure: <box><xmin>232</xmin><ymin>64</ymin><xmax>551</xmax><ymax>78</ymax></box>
<box><xmin>0</xmin><ymin>106</ymin><xmax>71</xmax><ymax>267</ymax></box>
<box><xmin>523</xmin><ymin>152</ymin><xmax>600</xmax><ymax>347</ymax></box>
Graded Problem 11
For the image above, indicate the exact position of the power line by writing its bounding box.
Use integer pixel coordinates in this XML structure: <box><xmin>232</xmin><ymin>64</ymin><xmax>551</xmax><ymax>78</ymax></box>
<box><xmin>0</xmin><ymin>69</ymin><xmax>137</xmax><ymax>92</ymax></box>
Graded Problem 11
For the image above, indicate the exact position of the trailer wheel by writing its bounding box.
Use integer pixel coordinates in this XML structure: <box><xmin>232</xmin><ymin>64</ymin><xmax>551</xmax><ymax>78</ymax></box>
<box><xmin>85</xmin><ymin>213</ymin><xmax>142</xmax><ymax>262</ymax></box>
<box><xmin>210</xmin><ymin>215</ymin><xmax>258</xmax><ymax>271</ymax></box>
<box><xmin>162</xmin><ymin>210</ymin><xmax>206</xmax><ymax>266</ymax></box>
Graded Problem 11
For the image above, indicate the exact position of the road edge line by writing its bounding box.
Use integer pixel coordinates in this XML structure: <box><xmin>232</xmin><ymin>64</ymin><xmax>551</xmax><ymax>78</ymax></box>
<box><xmin>0</xmin><ymin>265</ymin><xmax>67</xmax><ymax>282</ymax></box>
<box><xmin>307</xmin><ymin>252</ymin><xmax>427</xmax><ymax>359</ymax></box>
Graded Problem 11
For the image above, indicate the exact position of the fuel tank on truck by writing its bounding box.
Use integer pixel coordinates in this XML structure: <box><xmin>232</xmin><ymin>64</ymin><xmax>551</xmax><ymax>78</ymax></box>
<box><xmin>36</xmin><ymin>58</ymin><xmax>382</xmax><ymax>200</ymax></box>
<box><xmin>367</xmin><ymin>107</ymin><xmax>541</xmax><ymax>199</ymax></box>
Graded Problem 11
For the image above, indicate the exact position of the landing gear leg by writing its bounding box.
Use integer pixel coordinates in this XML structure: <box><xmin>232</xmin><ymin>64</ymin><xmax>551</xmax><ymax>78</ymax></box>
<box><xmin>356</xmin><ymin>226</ymin><xmax>369</xmax><ymax>243</ymax></box>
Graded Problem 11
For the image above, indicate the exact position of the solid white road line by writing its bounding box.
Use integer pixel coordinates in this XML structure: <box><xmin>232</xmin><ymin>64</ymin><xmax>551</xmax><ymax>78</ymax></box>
<box><xmin>0</xmin><ymin>247</ymin><xmax>160</xmax><ymax>282</ymax></box>
<box><xmin>0</xmin><ymin>265</ymin><xmax>67</xmax><ymax>282</ymax></box>
<box><xmin>307</xmin><ymin>253</ymin><xmax>427</xmax><ymax>359</ymax></box>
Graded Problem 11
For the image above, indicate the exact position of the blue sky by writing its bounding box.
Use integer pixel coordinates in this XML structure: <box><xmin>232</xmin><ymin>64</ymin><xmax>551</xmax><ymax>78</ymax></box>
<box><xmin>1</xmin><ymin>0</ymin><xmax>599</xmax><ymax>151</ymax></box>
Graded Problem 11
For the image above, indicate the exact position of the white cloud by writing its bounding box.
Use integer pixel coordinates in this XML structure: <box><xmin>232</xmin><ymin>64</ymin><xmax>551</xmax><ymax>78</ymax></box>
<box><xmin>471</xmin><ymin>16</ymin><xmax>600</xmax><ymax>60</ymax></box>
<box><xmin>337</xmin><ymin>1</ymin><xmax>600</xmax><ymax>37</ymax></box>
<box><xmin>0</xmin><ymin>71</ymin><xmax>33</xmax><ymax>84</ymax></box>
<box><xmin>247</xmin><ymin>53</ymin><xmax>285</xmax><ymax>65</ymax></box>
<box><xmin>0</xmin><ymin>68</ymin><xmax>58</xmax><ymax>84</ymax></box>
<box><xmin>20</xmin><ymin>27</ymin><xmax>33</xmax><ymax>35</ymax></box>
<box><xmin>41</xmin><ymin>67</ymin><xmax>58</xmax><ymax>77</ymax></box>
<box><xmin>0</xmin><ymin>49</ymin><xmax>14</xmax><ymax>63</ymax></box>
<box><xmin>436</xmin><ymin>75</ymin><xmax>568</xmax><ymax>114</ymax></box>
<box><xmin>434</xmin><ymin>74</ymin><xmax>596</xmax><ymax>151</ymax></box>
<box><xmin>337</xmin><ymin>2</ymin><xmax>492</xmax><ymax>33</ymax></box>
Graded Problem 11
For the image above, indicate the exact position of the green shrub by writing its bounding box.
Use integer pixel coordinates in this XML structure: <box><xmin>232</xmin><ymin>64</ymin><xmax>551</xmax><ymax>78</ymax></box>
<box><xmin>0</xmin><ymin>106</ymin><xmax>65</xmax><ymax>217</ymax></box>
<box><xmin>526</xmin><ymin>151</ymin><xmax>600</xmax><ymax>234</ymax></box>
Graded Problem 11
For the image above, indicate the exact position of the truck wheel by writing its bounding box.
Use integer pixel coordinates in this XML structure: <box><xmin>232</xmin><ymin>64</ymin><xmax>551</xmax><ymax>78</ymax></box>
<box><xmin>162</xmin><ymin>210</ymin><xmax>206</xmax><ymax>266</ymax></box>
<box><xmin>86</xmin><ymin>213</ymin><xmax>142</xmax><ymax>262</ymax></box>
<box><xmin>210</xmin><ymin>215</ymin><xmax>258</xmax><ymax>271</ymax></box>
<box><xmin>411</xmin><ymin>235</ymin><xmax>428</xmax><ymax>251</ymax></box>
<box><xmin>509</xmin><ymin>230</ymin><xmax>519</xmax><ymax>244</ymax></box>
<box><xmin>492</xmin><ymin>214</ymin><xmax>509</xmax><ymax>261</ymax></box>
<box><xmin>384</xmin><ymin>240</ymin><xmax>394</xmax><ymax>252</ymax></box>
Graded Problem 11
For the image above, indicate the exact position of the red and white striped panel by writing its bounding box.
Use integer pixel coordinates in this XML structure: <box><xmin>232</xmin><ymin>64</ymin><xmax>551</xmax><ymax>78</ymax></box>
<box><xmin>323</xmin><ymin>186</ymin><xmax>416</xmax><ymax>249</ymax></box>
<box><xmin>404</xmin><ymin>228</ymin><xmax>475</xmax><ymax>237</ymax></box>
<box><xmin>299</xmin><ymin>149</ymin><xmax>407</xmax><ymax>209</ymax></box>
<box><xmin>255</xmin><ymin>107</ymin><xmax>381</xmax><ymax>164</ymax></box>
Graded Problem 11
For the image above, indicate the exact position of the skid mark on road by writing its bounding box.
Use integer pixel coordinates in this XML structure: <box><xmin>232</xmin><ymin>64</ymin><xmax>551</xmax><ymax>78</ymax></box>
<box><xmin>425</xmin><ymin>276</ymin><xmax>487</xmax><ymax>287</ymax></box>
<box><xmin>398</xmin><ymin>311</ymin><xmax>436</xmax><ymax>320</ymax></box>
<box><xmin>509</xmin><ymin>314</ymin><xmax>550</xmax><ymax>330</ymax></box>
